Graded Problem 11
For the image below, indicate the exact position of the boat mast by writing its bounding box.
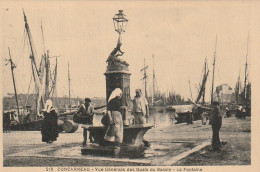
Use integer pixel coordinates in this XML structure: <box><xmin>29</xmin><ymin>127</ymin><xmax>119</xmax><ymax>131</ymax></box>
<box><xmin>195</xmin><ymin>58</ymin><xmax>209</xmax><ymax>104</ymax></box>
<box><xmin>244</xmin><ymin>34</ymin><xmax>249</xmax><ymax>101</ymax></box>
<box><xmin>23</xmin><ymin>9</ymin><xmax>44</xmax><ymax>117</ymax></box>
<box><xmin>41</xmin><ymin>23</ymin><xmax>50</xmax><ymax>100</ymax></box>
<box><xmin>53</xmin><ymin>57</ymin><xmax>58</xmax><ymax>106</ymax></box>
<box><xmin>202</xmin><ymin>58</ymin><xmax>207</xmax><ymax>104</ymax></box>
<box><xmin>211</xmin><ymin>35</ymin><xmax>217</xmax><ymax>105</ymax></box>
<box><xmin>8</xmin><ymin>47</ymin><xmax>20</xmax><ymax>116</ymax></box>
<box><xmin>41</xmin><ymin>22</ymin><xmax>46</xmax><ymax>54</ymax></box>
<box><xmin>235</xmin><ymin>70</ymin><xmax>241</xmax><ymax>103</ymax></box>
<box><xmin>189</xmin><ymin>80</ymin><xmax>193</xmax><ymax>101</ymax></box>
<box><xmin>23</xmin><ymin>9</ymin><xmax>39</xmax><ymax>76</ymax></box>
<box><xmin>68</xmin><ymin>62</ymin><xmax>71</xmax><ymax>112</ymax></box>
<box><xmin>152</xmin><ymin>54</ymin><xmax>155</xmax><ymax>105</ymax></box>
<box><xmin>141</xmin><ymin>58</ymin><xmax>148</xmax><ymax>100</ymax></box>
<box><xmin>44</xmin><ymin>51</ymin><xmax>50</xmax><ymax>100</ymax></box>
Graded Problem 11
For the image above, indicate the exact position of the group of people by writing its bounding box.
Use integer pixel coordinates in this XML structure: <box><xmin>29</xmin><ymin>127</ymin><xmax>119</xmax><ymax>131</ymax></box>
<box><xmin>103</xmin><ymin>88</ymin><xmax>149</xmax><ymax>145</ymax></box>
<box><xmin>39</xmin><ymin>89</ymin><xmax>223</xmax><ymax>152</ymax></box>
<box><xmin>71</xmin><ymin>88</ymin><xmax>149</xmax><ymax>146</ymax></box>
<box><xmin>102</xmin><ymin>88</ymin><xmax>149</xmax><ymax>146</ymax></box>
<box><xmin>3</xmin><ymin>109</ymin><xmax>33</xmax><ymax>134</ymax></box>
<box><xmin>6</xmin><ymin>88</ymin><xmax>147</xmax><ymax>145</ymax></box>
<box><xmin>236</xmin><ymin>105</ymin><xmax>248</xmax><ymax>119</ymax></box>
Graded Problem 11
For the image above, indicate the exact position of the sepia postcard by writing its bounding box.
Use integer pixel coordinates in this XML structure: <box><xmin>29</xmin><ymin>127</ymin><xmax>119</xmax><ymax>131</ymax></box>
<box><xmin>1</xmin><ymin>0</ymin><xmax>260</xmax><ymax>172</ymax></box>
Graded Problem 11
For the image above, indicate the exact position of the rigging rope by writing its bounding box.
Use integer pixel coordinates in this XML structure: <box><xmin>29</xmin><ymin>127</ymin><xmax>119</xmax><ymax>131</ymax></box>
<box><xmin>217</xmin><ymin>68</ymin><xmax>221</xmax><ymax>85</ymax></box>
<box><xmin>199</xmin><ymin>61</ymin><xmax>204</xmax><ymax>85</ymax></box>
<box><xmin>2</xmin><ymin>79</ymin><xmax>9</xmax><ymax>94</ymax></box>
<box><xmin>25</xmin><ymin>72</ymin><xmax>33</xmax><ymax>107</ymax></box>
<box><xmin>15</xmin><ymin>29</ymin><xmax>26</xmax><ymax>67</ymax></box>
<box><xmin>14</xmin><ymin>62</ymin><xmax>32</xmax><ymax>94</ymax></box>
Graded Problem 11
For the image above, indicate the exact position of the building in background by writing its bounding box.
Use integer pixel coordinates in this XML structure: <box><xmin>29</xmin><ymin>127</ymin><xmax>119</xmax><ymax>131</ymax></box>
<box><xmin>213</xmin><ymin>84</ymin><xmax>235</xmax><ymax>104</ymax></box>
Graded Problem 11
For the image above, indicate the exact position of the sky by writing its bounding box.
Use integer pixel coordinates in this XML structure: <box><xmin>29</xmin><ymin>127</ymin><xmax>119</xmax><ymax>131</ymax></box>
<box><xmin>1</xmin><ymin>1</ymin><xmax>258</xmax><ymax>102</ymax></box>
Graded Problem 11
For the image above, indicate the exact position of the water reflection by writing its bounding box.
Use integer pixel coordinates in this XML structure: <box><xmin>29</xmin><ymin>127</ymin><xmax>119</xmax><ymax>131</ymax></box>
<box><xmin>86</xmin><ymin>107</ymin><xmax>178</xmax><ymax>159</ymax></box>
<box><xmin>62</xmin><ymin>107</ymin><xmax>178</xmax><ymax>159</ymax></box>
<box><xmin>93</xmin><ymin>107</ymin><xmax>176</xmax><ymax>128</ymax></box>
<box><xmin>148</xmin><ymin>110</ymin><xmax>174</xmax><ymax>128</ymax></box>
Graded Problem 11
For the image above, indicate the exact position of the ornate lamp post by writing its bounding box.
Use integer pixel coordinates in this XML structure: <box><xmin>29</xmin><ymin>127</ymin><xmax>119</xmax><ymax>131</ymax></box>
<box><xmin>105</xmin><ymin>10</ymin><xmax>131</xmax><ymax>107</ymax></box>
<box><xmin>113</xmin><ymin>10</ymin><xmax>128</xmax><ymax>35</ymax></box>
<box><xmin>81</xmin><ymin>11</ymin><xmax>154</xmax><ymax>151</ymax></box>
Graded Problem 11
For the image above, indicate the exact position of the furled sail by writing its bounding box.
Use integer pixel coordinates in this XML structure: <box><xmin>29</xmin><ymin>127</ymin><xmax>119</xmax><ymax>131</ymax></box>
<box><xmin>36</xmin><ymin>55</ymin><xmax>47</xmax><ymax>116</ymax></box>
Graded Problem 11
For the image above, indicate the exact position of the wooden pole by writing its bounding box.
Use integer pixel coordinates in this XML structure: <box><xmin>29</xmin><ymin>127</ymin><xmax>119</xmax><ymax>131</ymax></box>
<box><xmin>244</xmin><ymin>33</ymin><xmax>249</xmax><ymax>101</ymax></box>
<box><xmin>141</xmin><ymin>59</ymin><xmax>148</xmax><ymax>100</ymax></box>
<box><xmin>68</xmin><ymin>62</ymin><xmax>71</xmax><ymax>112</ymax></box>
<box><xmin>202</xmin><ymin>58</ymin><xmax>207</xmax><ymax>104</ymax></box>
<box><xmin>144</xmin><ymin>59</ymin><xmax>147</xmax><ymax>99</ymax></box>
<box><xmin>189</xmin><ymin>80</ymin><xmax>193</xmax><ymax>101</ymax></box>
<box><xmin>211</xmin><ymin>35</ymin><xmax>217</xmax><ymax>105</ymax></box>
<box><xmin>8</xmin><ymin>47</ymin><xmax>20</xmax><ymax>116</ymax></box>
<box><xmin>152</xmin><ymin>54</ymin><xmax>155</xmax><ymax>105</ymax></box>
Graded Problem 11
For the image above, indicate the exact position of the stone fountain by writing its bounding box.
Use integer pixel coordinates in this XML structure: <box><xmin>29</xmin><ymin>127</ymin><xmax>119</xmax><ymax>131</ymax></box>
<box><xmin>81</xmin><ymin>10</ymin><xmax>153</xmax><ymax>156</ymax></box>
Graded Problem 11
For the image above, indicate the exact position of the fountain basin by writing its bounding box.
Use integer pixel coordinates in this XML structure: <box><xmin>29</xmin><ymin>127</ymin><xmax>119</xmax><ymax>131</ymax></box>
<box><xmin>82</xmin><ymin>123</ymin><xmax>154</xmax><ymax>146</ymax></box>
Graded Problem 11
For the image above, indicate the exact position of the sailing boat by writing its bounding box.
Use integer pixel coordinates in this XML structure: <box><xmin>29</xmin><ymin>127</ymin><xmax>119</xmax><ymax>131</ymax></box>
<box><xmin>150</xmin><ymin>54</ymin><xmax>163</xmax><ymax>107</ymax></box>
<box><xmin>140</xmin><ymin>55</ymin><xmax>164</xmax><ymax>112</ymax></box>
<box><xmin>172</xmin><ymin>57</ymin><xmax>211</xmax><ymax>123</ymax></box>
<box><xmin>185</xmin><ymin>37</ymin><xmax>218</xmax><ymax>123</ymax></box>
<box><xmin>10</xmin><ymin>10</ymin><xmax>59</xmax><ymax>130</ymax></box>
<box><xmin>195</xmin><ymin>58</ymin><xmax>209</xmax><ymax>105</ymax></box>
<box><xmin>235</xmin><ymin>34</ymin><xmax>251</xmax><ymax>116</ymax></box>
<box><xmin>191</xmin><ymin>36</ymin><xmax>217</xmax><ymax>106</ymax></box>
<box><xmin>235</xmin><ymin>72</ymin><xmax>242</xmax><ymax>104</ymax></box>
<box><xmin>241</xmin><ymin>34</ymin><xmax>251</xmax><ymax>109</ymax></box>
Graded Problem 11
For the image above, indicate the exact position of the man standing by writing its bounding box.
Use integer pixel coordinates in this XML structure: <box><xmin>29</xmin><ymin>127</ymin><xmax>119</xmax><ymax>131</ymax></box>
<box><xmin>3</xmin><ymin>111</ymin><xmax>11</xmax><ymax>133</ymax></box>
<box><xmin>211</xmin><ymin>102</ymin><xmax>222</xmax><ymax>151</ymax></box>
<box><xmin>77</xmin><ymin>98</ymin><xmax>95</xmax><ymax>146</ymax></box>
<box><xmin>201</xmin><ymin>112</ymin><xmax>208</xmax><ymax>125</ymax></box>
<box><xmin>186</xmin><ymin>111</ymin><xmax>193</xmax><ymax>125</ymax></box>
<box><xmin>133</xmin><ymin>89</ymin><xmax>149</xmax><ymax>124</ymax></box>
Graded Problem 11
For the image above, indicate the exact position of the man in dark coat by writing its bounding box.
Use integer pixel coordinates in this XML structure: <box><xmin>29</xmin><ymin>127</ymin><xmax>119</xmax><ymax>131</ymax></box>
<box><xmin>211</xmin><ymin>102</ymin><xmax>222</xmax><ymax>151</ymax></box>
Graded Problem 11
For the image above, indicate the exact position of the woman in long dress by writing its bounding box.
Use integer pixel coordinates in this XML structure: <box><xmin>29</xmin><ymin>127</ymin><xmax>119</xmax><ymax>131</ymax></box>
<box><xmin>41</xmin><ymin>99</ymin><xmax>59</xmax><ymax>143</ymax></box>
<box><xmin>104</xmin><ymin>88</ymin><xmax>124</xmax><ymax>145</ymax></box>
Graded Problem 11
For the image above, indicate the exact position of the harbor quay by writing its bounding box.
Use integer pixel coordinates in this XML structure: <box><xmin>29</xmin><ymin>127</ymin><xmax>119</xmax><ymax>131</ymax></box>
<box><xmin>3</xmin><ymin>115</ymin><xmax>250</xmax><ymax>166</ymax></box>
<box><xmin>2</xmin><ymin>7</ymin><xmax>252</xmax><ymax>170</ymax></box>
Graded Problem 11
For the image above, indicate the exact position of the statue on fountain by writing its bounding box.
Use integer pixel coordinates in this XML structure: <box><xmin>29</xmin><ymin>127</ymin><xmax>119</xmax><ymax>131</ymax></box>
<box><xmin>106</xmin><ymin>37</ymin><xmax>129</xmax><ymax>71</ymax></box>
<box><xmin>81</xmin><ymin>11</ymin><xmax>154</xmax><ymax>156</ymax></box>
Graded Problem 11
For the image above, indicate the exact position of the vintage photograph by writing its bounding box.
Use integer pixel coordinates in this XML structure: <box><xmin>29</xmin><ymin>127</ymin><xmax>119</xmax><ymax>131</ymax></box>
<box><xmin>1</xmin><ymin>1</ymin><xmax>258</xmax><ymax>170</ymax></box>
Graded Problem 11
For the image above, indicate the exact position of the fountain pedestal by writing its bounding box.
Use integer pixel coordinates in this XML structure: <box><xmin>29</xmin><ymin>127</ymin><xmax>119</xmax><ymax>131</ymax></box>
<box><xmin>81</xmin><ymin>10</ymin><xmax>154</xmax><ymax>156</ymax></box>
<box><xmin>81</xmin><ymin>56</ymin><xmax>154</xmax><ymax>155</ymax></box>
<box><xmin>104</xmin><ymin>70</ymin><xmax>131</xmax><ymax>107</ymax></box>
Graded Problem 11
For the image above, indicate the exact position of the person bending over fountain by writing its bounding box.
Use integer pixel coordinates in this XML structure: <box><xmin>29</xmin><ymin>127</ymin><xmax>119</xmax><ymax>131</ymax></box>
<box><xmin>104</xmin><ymin>88</ymin><xmax>124</xmax><ymax>145</ymax></box>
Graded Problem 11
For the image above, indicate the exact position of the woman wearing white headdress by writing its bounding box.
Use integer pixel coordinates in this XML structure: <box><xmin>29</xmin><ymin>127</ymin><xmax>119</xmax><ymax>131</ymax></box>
<box><xmin>41</xmin><ymin>99</ymin><xmax>59</xmax><ymax>143</ymax></box>
<box><xmin>104</xmin><ymin>88</ymin><xmax>123</xmax><ymax>144</ymax></box>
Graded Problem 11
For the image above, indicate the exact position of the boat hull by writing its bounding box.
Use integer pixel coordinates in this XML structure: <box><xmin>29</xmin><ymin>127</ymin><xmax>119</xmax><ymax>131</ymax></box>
<box><xmin>10</xmin><ymin>119</ymin><xmax>43</xmax><ymax>131</ymax></box>
<box><xmin>10</xmin><ymin>118</ymin><xmax>67</xmax><ymax>132</ymax></box>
